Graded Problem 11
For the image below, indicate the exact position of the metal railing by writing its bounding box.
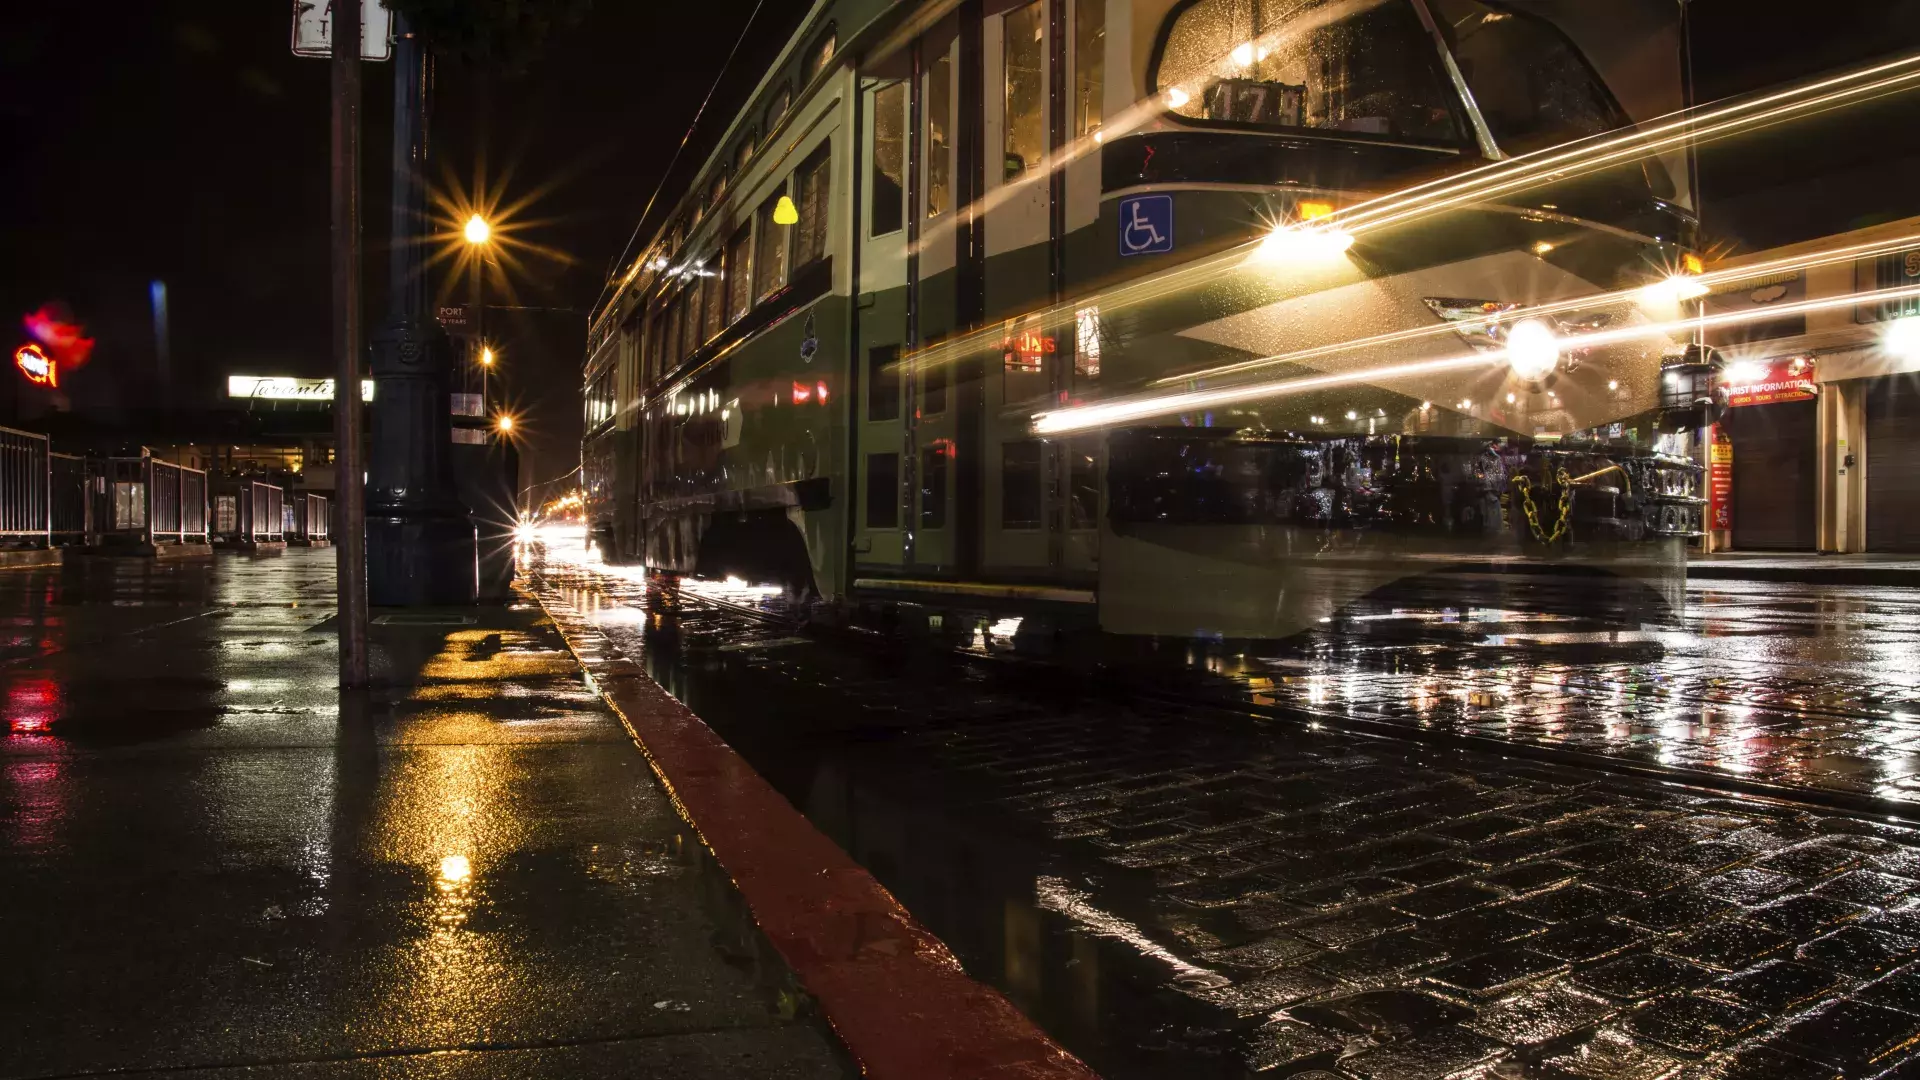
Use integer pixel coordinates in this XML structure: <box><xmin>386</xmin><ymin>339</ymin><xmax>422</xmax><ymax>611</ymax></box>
<box><xmin>50</xmin><ymin>452</ymin><xmax>87</xmax><ymax>545</ymax></box>
<box><xmin>290</xmin><ymin>492</ymin><xmax>330</xmax><ymax>543</ymax></box>
<box><xmin>95</xmin><ymin>456</ymin><xmax>210</xmax><ymax>547</ymax></box>
<box><xmin>247</xmin><ymin>482</ymin><xmax>285</xmax><ymax>544</ymax></box>
<box><xmin>0</xmin><ymin>426</ymin><xmax>51</xmax><ymax>547</ymax></box>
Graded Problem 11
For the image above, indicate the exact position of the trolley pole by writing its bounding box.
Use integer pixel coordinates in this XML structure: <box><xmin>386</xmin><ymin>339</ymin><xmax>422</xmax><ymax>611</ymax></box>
<box><xmin>332</xmin><ymin>0</ymin><xmax>370</xmax><ymax>686</ymax></box>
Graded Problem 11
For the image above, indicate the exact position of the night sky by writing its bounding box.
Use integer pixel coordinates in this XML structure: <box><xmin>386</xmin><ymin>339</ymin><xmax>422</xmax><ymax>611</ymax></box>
<box><xmin>1</xmin><ymin>0</ymin><xmax>1918</xmax><ymax>491</ymax></box>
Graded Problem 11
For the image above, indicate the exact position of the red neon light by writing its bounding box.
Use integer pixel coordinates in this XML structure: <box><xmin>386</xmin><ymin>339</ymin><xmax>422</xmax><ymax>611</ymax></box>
<box><xmin>791</xmin><ymin>380</ymin><xmax>811</xmax><ymax>403</ymax></box>
<box><xmin>815</xmin><ymin>381</ymin><xmax>829</xmax><ymax>404</ymax></box>
<box><xmin>14</xmin><ymin>343</ymin><xmax>55</xmax><ymax>387</ymax></box>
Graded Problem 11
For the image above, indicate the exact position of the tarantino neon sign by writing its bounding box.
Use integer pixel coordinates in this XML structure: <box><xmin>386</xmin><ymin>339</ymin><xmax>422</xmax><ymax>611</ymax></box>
<box><xmin>227</xmin><ymin>376</ymin><xmax>375</xmax><ymax>402</ymax></box>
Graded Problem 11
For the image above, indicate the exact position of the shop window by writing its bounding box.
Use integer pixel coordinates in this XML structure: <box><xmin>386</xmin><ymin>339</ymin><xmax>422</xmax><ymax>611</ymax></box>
<box><xmin>726</xmin><ymin>226</ymin><xmax>753</xmax><ymax>322</ymax></box>
<box><xmin>926</xmin><ymin>48</ymin><xmax>953</xmax><ymax>218</ymax></box>
<box><xmin>871</xmin><ymin>82</ymin><xmax>906</xmax><ymax>236</ymax></box>
<box><xmin>1074</xmin><ymin>0</ymin><xmax>1105</xmax><ymax>139</ymax></box>
<box><xmin>1002</xmin><ymin>440</ymin><xmax>1043</xmax><ymax>529</ymax></box>
<box><xmin>753</xmin><ymin>191</ymin><xmax>791</xmax><ymax>301</ymax></box>
<box><xmin>868</xmin><ymin>345</ymin><xmax>901</xmax><ymax>422</ymax></box>
<box><xmin>1154</xmin><ymin>0</ymin><xmax>1463</xmax><ymax>145</ymax></box>
<box><xmin>1003</xmin><ymin>1</ymin><xmax>1045</xmax><ymax>182</ymax></box>
<box><xmin>866</xmin><ymin>453</ymin><xmax>899</xmax><ymax>528</ymax></box>
<box><xmin>921</xmin><ymin>444</ymin><xmax>948</xmax><ymax>528</ymax></box>
<box><xmin>793</xmin><ymin>147</ymin><xmax>831</xmax><ymax>269</ymax></box>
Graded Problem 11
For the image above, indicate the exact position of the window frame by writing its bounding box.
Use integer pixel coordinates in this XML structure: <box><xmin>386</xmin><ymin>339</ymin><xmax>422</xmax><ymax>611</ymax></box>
<box><xmin>752</xmin><ymin>187</ymin><xmax>793</xmax><ymax>302</ymax></box>
<box><xmin>792</xmin><ymin>143</ymin><xmax>832</xmax><ymax>271</ymax></box>
<box><xmin>725</xmin><ymin>224</ymin><xmax>754</xmax><ymax>323</ymax></box>
<box><xmin>766</xmin><ymin>83</ymin><xmax>793</xmax><ymax>134</ymax></box>
<box><xmin>804</xmin><ymin>24</ymin><xmax>837</xmax><ymax>84</ymax></box>
<box><xmin>1144</xmin><ymin>0</ymin><xmax>1476</xmax><ymax>150</ymax></box>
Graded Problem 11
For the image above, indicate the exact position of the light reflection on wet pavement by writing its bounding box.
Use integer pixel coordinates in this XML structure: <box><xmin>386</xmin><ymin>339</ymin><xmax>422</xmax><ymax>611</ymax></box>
<box><xmin>0</xmin><ymin>551</ymin><xmax>848</xmax><ymax>1079</ymax></box>
<box><xmin>1206</xmin><ymin>582</ymin><xmax>1920</xmax><ymax>806</ymax></box>
<box><xmin>531</xmin><ymin>548</ymin><xmax>1920</xmax><ymax>1080</ymax></box>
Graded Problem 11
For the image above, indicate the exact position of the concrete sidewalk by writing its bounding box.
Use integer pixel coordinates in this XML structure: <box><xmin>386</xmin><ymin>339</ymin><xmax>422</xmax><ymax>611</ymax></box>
<box><xmin>0</xmin><ymin>549</ymin><xmax>848</xmax><ymax>1079</ymax></box>
<box><xmin>1691</xmin><ymin>551</ymin><xmax>1920</xmax><ymax>586</ymax></box>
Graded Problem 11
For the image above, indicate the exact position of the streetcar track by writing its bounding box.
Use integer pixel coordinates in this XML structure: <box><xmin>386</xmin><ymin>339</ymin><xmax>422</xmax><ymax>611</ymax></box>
<box><xmin>536</xmin><ymin>562</ymin><xmax>1920</xmax><ymax>832</ymax></box>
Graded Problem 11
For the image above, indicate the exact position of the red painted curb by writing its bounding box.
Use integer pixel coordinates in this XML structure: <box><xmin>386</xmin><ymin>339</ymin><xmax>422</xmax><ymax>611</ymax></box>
<box><xmin>533</xmin><ymin>584</ymin><xmax>1101</xmax><ymax>1080</ymax></box>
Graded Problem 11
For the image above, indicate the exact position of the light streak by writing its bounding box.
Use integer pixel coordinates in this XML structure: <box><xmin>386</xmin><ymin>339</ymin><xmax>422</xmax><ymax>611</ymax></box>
<box><xmin>1155</xmin><ymin>230</ymin><xmax>1920</xmax><ymax>387</ymax></box>
<box><xmin>1034</xmin><ymin>876</ymin><xmax>1228</xmax><ymax>988</ymax></box>
<box><xmin>1032</xmin><ymin>281</ymin><xmax>1920</xmax><ymax>435</ymax></box>
<box><xmin>904</xmin><ymin>53</ymin><xmax>1920</xmax><ymax>382</ymax></box>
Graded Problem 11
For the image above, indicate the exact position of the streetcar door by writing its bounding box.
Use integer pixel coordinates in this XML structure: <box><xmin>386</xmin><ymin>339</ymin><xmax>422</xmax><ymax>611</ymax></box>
<box><xmin>977</xmin><ymin>0</ymin><xmax>1104</xmax><ymax>585</ymax></box>
<box><xmin>913</xmin><ymin>20</ymin><xmax>963</xmax><ymax>573</ymax></box>
<box><xmin>853</xmin><ymin>73</ymin><xmax>912</xmax><ymax>575</ymax></box>
<box><xmin>980</xmin><ymin>0</ymin><xmax>1057</xmax><ymax>579</ymax></box>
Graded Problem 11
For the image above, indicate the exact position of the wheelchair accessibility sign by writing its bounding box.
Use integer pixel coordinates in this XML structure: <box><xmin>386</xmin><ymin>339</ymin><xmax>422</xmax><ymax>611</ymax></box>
<box><xmin>1118</xmin><ymin>194</ymin><xmax>1174</xmax><ymax>257</ymax></box>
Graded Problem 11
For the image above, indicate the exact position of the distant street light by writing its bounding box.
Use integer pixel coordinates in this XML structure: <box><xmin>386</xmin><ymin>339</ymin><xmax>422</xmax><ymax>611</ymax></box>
<box><xmin>480</xmin><ymin>347</ymin><xmax>494</xmax><ymax>367</ymax></box>
<box><xmin>464</xmin><ymin>215</ymin><xmax>492</xmax><ymax>245</ymax></box>
<box><xmin>496</xmin><ymin>413</ymin><xmax>515</xmax><ymax>434</ymax></box>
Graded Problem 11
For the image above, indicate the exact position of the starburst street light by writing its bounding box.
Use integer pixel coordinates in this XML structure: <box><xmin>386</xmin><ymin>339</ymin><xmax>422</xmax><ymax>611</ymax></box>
<box><xmin>464</xmin><ymin>214</ymin><xmax>492</xmax><ymax>246</ymax></box>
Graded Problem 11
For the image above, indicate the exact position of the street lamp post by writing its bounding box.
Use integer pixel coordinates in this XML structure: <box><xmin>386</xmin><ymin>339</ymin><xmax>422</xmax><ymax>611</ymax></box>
<box><xmin>365</xmin><ymin>14</ymin><xmax>478</xmax><ymax>606</ymax></box>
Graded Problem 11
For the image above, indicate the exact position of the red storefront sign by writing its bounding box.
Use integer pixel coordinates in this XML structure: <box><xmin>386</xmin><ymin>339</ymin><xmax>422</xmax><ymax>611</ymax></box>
<box><xmin>1724</xmin><ymin>355</ymin><xmax>1817</xmax><ymax>407</ymax></box>
<box><xmin>1707</xmin><ymin>427</ymin><xmax>1732</xmax><ymax>531</ymax></box>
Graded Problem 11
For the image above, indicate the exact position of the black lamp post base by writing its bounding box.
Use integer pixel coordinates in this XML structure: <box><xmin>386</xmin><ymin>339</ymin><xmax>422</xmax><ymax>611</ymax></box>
<box><xmin>367</xmin><ymin>509</ymin><xmax>479</xmax><ymax>607</ymax></box>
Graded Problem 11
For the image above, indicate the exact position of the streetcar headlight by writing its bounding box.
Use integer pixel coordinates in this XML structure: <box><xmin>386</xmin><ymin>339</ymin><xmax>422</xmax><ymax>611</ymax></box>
<box><xmin>1254</xmin><ymin>223</ymin><xmax>1353</xmax><ymax>265</ymax></box>
<box><xmin>1505</xmin><ymin>318</ymin><xmax>1561</xmax><ymax>382</ymax></box>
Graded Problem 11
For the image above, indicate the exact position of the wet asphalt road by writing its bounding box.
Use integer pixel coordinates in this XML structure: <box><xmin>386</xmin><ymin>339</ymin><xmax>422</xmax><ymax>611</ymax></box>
<box><xmin>0</xmin><ymin>551</ymin><xmax>847</xmax><ymax>1080</ymax></box>
<box><xmin>530</xmin><ymin>545</ymin><xmax>1920</xmax><ymax>1080</ymax></box>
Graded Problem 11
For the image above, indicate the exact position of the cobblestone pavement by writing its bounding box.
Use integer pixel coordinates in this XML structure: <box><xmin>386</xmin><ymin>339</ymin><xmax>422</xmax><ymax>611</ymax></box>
<box><xmin>533</xmin><ymin>557</ymin><xmax>1920</xmax><ymax>1080</ymax></box>
<box><xmin>1189</xmin><ymin>580</ymin><xmax>1920</xmax><ymax>808</ymax></box>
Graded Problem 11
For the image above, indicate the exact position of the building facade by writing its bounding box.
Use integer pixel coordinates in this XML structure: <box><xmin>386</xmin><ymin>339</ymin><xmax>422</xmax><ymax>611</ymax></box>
<box><xmin>1705</xmin><ymin>216</ymin><xmax>1920</xmax><ymax>553</ymax></box>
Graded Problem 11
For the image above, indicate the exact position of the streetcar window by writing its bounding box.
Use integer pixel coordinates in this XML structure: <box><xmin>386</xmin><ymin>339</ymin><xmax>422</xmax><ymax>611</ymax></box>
<box><xmin>793</xmin><ymin>147</ymin><xmax>831</xmax><ymax>270</ymax></box>
<box><xmin>866</xmin><ymin>453</ymin><xmax>900</xmax><ymax>528</ymax></box>
<box><xmin>805</xmin><ymin>25</ymin><xmax>836</xmax><ymax>83</ymax></box>
<box><xmin>663</xmin><ymin>295</ymin><xmax>684</xmax><ymax>371</ymax></box>
<box><xmin>678</xmin><ymin>285</ymin><xmax>702</xmax><ymax>360</ymax></box>
<box><xmin>868</xmin><ymin>345</ymin><xmax>901</xmax><ymax>422</ymax></box>
<box><xmin>708</xmin><ymin>168</ymin><xmax>728</xmax><ymax>211</ymax></box>
<box><xmin>736</xmin><ymin>128</ymin><xmax>756</xmax><ymax>173</ymax></box>
<box><xmin>1003</xmin><ymin>1</ymin><xmax>1045</xmax><ymax>182</ymax></box>
<box><xmin>871</xmin><ymin>82</ymin><xmax>906</xmax><ymax>236</ymax></box>
<box><xmin>726</xmin><ymin>226</ymin><xmax>753</xmax><ymax>323</ymax></box>
<box><xmin>926</xmin><ymin>46</ymin><xmax>953</xmax><ymax>219</ymax></box>
<box><xmin>921</xmin><ymin>445</ymin><xmax>948</xmax><ymax>529</ymax></box>
<box><xmin>923</xmin><ymin>361</ymin><xmax>947</xmax><ymax>416</ymax></box>
<box><xmin>1153</xmin><ymin>0</ymin><xmax>1464</xmax><ymax>145</ymax></box>
<box><xmin>1002</xmin><ymin>441</ymin><xmax>1044</xmax><ymax>530</ymax></box>
<box><xmin>1069</xmin><ymin>439</ymin><xmax>1100</xmax><ymax>529</ymax></box>
<box><xmin>1074</xmin><ymin>0</ymin><xmax>1104</xmax><ymax>139</ymax></box>
<box><xmin>700</xmin><ymin>258</ymin><xmax>725</xmax><ymax>344</ymax></box>
<box><xmin>1426</xmin><ymin>0</ymin><xmax>1626</xmax><ymax>154</ymax></box>
<box><xmin>754</xmin><ymin>191</ymin><xmax>791</xmax><ymax>301</ymax></box>
<box><xmin>766</xmin><ymin>84</ymin><xmax>792</xmax><ymax>132</ymax></box>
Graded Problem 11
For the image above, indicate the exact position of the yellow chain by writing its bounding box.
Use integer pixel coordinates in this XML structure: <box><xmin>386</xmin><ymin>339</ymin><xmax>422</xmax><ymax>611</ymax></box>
<box><xmin>1512</xmin><ymin>468</ymin><xmax>1575</xmax><ymax>544</ymax></box>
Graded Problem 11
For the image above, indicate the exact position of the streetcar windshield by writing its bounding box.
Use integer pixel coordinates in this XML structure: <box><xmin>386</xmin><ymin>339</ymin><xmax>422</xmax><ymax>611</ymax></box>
<box><xmin>1154</xmin><ymin>0</ymin><xmax>1466</xmax><ymax>146</ymax></box>
<box><xmin>1427</xmin><ymin>0</ymin><xmax>1629</xmax><ymax>154</ymax></box>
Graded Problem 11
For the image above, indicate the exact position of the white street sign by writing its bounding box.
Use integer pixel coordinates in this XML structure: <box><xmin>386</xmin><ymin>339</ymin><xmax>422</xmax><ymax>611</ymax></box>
<box><xmin>291</xmin><ymin>0</ymin><xmax>394</xmax><ymax>61</ymax></box>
